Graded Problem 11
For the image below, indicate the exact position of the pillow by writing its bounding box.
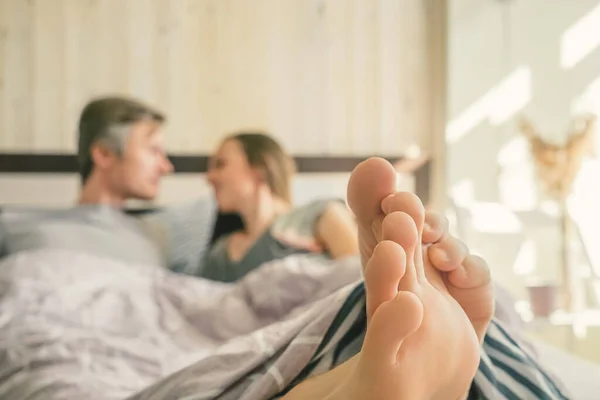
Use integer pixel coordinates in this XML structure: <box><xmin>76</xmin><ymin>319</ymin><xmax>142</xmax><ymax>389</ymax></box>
<box><xmin>270</xmin><ymin>198</ymin><xmax>345</xmax><ymax>250</ymax></box>
<box><xmin>138</xmin><ymin>197</ymin><xmax>218</xmax><ymax>273</ymax></box>
<box><xmin>0</xmin><ymin>205</ymin><xmax>165</xmax><ymax>266</ymax></box>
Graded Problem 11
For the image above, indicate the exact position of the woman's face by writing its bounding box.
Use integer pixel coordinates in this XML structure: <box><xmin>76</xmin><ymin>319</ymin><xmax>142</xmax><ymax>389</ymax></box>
<box><xmin>206</xmin><ymin>139</ymin><xmax>259</xmax><ymax>212</ymax></box>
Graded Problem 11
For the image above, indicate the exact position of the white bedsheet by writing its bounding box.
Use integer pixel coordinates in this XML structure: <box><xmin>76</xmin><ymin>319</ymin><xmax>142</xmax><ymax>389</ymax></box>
<box><xmin>0</xmin><ymin>249</ymin><xmax>362</xmax><ymax>399</ymax></box>
<box><xmin>532</xmin><ymin>340</ymin><xmax>600</xmax><ymax>399</ymax></box>
<box><xmin>0</xmin><ymin>247</ymin><xmax>594</xmax><ymax>399</ymax></box>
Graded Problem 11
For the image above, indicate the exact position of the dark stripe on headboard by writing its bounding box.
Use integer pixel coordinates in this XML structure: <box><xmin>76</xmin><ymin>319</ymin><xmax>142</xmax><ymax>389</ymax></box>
<box><xmin>0</xmin><ymin>153</ymin><xmax>405</xmax><ymax>174</ymax></box>
<box><xmin>0</xmin><ymin>153</ymin><xmax>431</xmax><ymax>203</ymax></box>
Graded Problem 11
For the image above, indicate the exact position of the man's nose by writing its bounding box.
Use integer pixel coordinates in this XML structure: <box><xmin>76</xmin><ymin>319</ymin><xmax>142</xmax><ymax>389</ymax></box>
<box><xmin>206</xmin><ymin>169</ymin><xmax>217</xmax><ymax>184</ymax></box>
<box><xmin>163</xmin><ymin>156</ymin><xmax>174</xmax><ymax>174</ymax></box>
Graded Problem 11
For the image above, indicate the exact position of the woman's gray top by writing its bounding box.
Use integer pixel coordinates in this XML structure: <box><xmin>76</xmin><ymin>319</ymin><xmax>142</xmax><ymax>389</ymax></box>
<box><xmin>200</xmin><ymin>199</ymin><xmax>334</xmax><ymax>282</ymax></box>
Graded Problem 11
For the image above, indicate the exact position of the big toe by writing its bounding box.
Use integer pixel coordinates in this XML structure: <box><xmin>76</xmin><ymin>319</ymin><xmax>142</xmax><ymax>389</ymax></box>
<box><xmin>347</xmin><ymin>157</ymin><xmax>398</xmax><ymax>264</ymax></box>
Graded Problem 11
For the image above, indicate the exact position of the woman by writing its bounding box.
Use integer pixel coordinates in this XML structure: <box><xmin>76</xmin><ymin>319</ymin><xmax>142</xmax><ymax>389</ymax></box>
<box><xmin>199</xmin><ymin>132</ymin><xmax>359</xmax><ymax>282</ymax></box>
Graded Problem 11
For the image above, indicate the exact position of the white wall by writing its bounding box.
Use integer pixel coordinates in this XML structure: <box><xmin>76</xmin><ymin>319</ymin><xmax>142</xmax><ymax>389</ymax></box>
<box><xmin>448</xmin><ymin>0</ymin><xmax>600</xmax><ymax>299</ymax></box>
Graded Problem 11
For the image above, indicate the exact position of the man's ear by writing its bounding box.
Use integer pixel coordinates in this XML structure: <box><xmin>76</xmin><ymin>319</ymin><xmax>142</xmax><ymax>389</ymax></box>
<box><xmin>90</xmin><ymin>143</ymin><xmax>117</xmax><ymax>171</ymax></box>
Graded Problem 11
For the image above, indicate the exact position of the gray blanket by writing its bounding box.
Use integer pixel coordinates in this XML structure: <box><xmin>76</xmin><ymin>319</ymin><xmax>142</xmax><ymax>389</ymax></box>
<box><xmin>0</xmin><ymin>249</ymin><xmax>363</xmax><ymax>400</ymax></box>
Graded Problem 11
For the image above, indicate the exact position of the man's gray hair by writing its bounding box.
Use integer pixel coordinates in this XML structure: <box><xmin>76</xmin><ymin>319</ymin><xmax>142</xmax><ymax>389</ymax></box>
<box><xmin>77</xmin><ymin>96</ymin><xmax>166</xmax><ymax>183</ymax></box>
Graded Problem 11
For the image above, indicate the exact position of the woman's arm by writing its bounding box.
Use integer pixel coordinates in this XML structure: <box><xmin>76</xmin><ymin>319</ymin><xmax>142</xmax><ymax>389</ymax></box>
<box><xmin>315</xmin><ymin>202</ymin><xmax>359</xmax><ymax>259</ymax></box>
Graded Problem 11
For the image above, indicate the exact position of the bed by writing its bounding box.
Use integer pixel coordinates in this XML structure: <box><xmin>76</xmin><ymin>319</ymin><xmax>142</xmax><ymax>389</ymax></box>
<box><xmin>1</xmin><ymin>153</ymin><xmax>596</xmax><ymax>398</ymax></box>
<box><xmin>0</xmin><ymin>152</ymin><xmax>434</xmax><ymax>399</ymax></box>
<box><xmin>1</xmin><ymin>204</ymin><xmax>597</xmax><ymax>398</ymax></box>
<box><xmin>493</xmin><ymin>284</ymin><xmax>600</xmax><ymax>399</ymax></box>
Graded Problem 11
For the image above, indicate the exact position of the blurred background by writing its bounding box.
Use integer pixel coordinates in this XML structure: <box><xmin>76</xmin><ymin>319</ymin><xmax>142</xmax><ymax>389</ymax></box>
<box><xmin>1</xmin><ymin>0</ymin><xmax>600</xmax><ymax>367</ymax></box>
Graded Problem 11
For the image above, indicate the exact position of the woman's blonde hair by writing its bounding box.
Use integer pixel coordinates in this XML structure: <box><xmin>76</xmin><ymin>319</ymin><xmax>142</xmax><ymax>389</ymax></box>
<box><xmin>226</xmin><ymin>132</ymin><xmax>296</xmax><ymax>203</ymax></box>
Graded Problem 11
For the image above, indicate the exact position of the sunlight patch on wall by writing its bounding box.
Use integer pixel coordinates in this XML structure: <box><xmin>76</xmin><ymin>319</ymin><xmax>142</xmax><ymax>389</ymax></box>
<box><xmin>539</xmin><ymin>200</ymin><xmax>561</xmax><ymax>218</ymax></box>
<box><xmin>498</xmin><ymin>169</ymin><xmax>538</xmax><ymax>211</ymax></box>
<box><xmin>571</xmin><ymin>75</ymin><xmax>600</xmax><ymax>114</ymax></box>
<box><xmin>571</xmin><ymin>76</ymin><xmax>600</xmax><ymax>158</ymax></box>
<box><xmin>560</xmin><ymin>3</ymin><xmax>600</xmax><ymax>70</ymax></box>
<box><xmin>513</xmin><ymin>238</ymin><xmax>537</xmax><ymax>276</ymax></box>
<box><xmin>497</xmin><ymin>136</ymin><xmax>529</xmax><ymax>167</ymax></box>
<box><xmin>497</xmin><ymin>136</ymin><xmax>538</xmax><ymax>210</ymax></box>
<box><xmin>469</xmin><ymin>202</ymin><xmax>522</xmax><ymax>234</ymax></box>
<box><xmin>569</xmin><ymin>159</ymin><xmax>600</xmax><ymax>229</ymax></box>
<box><xmin>489</xmin><ymin>68</ymin><xmax>532</xmax><ymax>125</ymax></box>
<box><xmin>451</xmin><ymin>179</ymin><xmax>475</xmax><ymax>207</ymax></box>
<box><xmin>446</xmin><ymin>66</ymin><xmax>532</xmax><ymax>144</ymax></box>
<box><xmin>568</xmin><ymin>159</ymin><xmax>600</xmax><ymax>279</ymax></box>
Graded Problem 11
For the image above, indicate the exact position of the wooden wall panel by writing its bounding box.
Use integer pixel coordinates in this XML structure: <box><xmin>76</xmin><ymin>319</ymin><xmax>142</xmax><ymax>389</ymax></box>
<box><xmin>1</xmin><ymin>0</ymin><xmax>33</xmax><ymax>149</ymax></box>
<box><xmin>0</xmin><ymin>0</ymin><xmax>441</xmax><ymax>157</ymax></box>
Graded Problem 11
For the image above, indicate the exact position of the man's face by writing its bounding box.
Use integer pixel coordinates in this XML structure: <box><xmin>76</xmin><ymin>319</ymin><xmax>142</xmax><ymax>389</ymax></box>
<box><xmin>106</xmin><ymin>120</ymin><xmax>173</xmax><ymax>201</ymax></box>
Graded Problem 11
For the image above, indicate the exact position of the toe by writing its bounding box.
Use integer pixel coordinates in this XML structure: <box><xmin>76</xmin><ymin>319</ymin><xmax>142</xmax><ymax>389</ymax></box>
<box><xmin>361</xmin><ymin>291</ymin><xmax>423</xmax><ymax>366</ymax></box>
<box><xmin>347</xmin><ymin>158</ymin><xmax>398</xmax><ymax>265</ymax></box>
<box><xmin>445</xmin><ymin>255</ymin><xmax>494</xmax><ymax>342</ymax></box>
<box><xmin>422</xmin><ymin>211</ymin><xmax>449</xmax><ymax>244</ymax></box>
<box><xmin>428</xmin><ymin>236</ymin><xmax>469</xmax><ymax>272</ymax></box>
<box><xmin>364</xmin><ymin>241</ymin><xmax>407</xmax><ymax>323</ymax></box>
<box><xmin>447</xmin><ymin>254</ymin><xmax>492</xmax><ymax>290</ymax></box>
<box><xmin>381</xmin><ymin>192</ymin><xmax>426</xmax><ymax>239</ymax></box>
<box><xmin>348</xmin><ymin>158</ymin><xmax>398</xmax><ymax>223</ymax></box>
<box><xmin>381</xmin><ymin>212</ymin><xmax>423</xmax><ymax>285</ymax></box>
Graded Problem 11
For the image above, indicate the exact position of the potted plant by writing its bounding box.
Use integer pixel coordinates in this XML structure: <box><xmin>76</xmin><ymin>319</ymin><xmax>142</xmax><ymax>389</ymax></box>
<box><xmin>518</xmin><ymin>114</ymin><xmax>595</xmax><ymax>315</ymax></box>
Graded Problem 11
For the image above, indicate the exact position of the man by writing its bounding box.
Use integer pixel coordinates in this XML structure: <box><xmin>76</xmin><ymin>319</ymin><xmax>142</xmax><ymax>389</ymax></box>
<box><xmin>76</xmin><ymin>96</ymin><xmax>173</xmax><ymax>207</ymax></box>
<box><xmin>0</xmin><ymin>96</ymin><xmax>213</xmax><ymax>268</ymax></box>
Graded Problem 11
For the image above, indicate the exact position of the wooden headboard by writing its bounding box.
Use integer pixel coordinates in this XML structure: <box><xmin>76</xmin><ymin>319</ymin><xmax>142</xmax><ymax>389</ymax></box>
<box><xmin>0</xmin><ymin>152</ymin><xmax>431</xmax><ymax>244</ymax></box>
<box><xmin>0</xmin><ymin>153</ymin><xmax>431</xmax><ymax>203</ymax></box>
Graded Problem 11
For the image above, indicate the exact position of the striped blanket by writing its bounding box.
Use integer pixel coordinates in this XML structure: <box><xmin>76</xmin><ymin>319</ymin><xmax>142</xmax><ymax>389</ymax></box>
<box><xmin>0</xmin><ymin>249</ymin><xmax>570</xmax><ymax>399</ymax></box>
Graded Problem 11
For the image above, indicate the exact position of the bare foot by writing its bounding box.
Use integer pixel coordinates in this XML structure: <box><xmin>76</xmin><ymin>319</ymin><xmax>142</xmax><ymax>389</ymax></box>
<box><xmin>285</xmin><ymin>158</ymin><xmax>482</xmax><ymax>399</ymax></box>
<box><xmin>348</xmin><ymin>157</ymin><xmax>494</xmax><ymax>343</ymax></box>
